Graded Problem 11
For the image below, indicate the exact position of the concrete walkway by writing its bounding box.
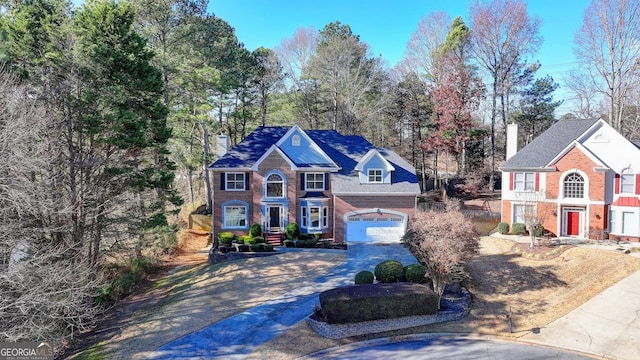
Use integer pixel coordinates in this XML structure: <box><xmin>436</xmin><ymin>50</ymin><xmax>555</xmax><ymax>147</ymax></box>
<box><xmin>522</xmin><ymin>269</ymin><xmax>640</xmax><ymax>360</ymax></box>
<box><xmin>146</xmin><ymin>242</ymin><xmax>418</xmax><ymax>359</ymax></box>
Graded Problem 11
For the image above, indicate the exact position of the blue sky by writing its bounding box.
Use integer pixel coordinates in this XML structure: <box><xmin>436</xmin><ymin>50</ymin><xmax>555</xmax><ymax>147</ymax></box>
<box><xmin>210</xmin><ymin>0</ymin><xmax>593</xmax><ymax>111</ymax></box>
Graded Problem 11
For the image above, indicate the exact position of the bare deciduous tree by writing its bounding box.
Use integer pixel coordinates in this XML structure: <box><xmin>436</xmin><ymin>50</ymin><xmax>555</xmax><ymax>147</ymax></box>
<box><xmin>470</xmin><ymin>0</ymin><xmax>542</xmax><ymax>190</ymax></box>
<box><xmin>402</xmin><ymin>199</ymin><xmax>480</xmax><ymax>307</ymax></box>
<box><xmin>0</xmin><ymin>72</ymin><xmax>100</xmax><ymax>349</ymax></box>
<box><xmin>573</xmin><ymin>0</ymin><xmax>640</xmax><ymax>135</ymax></box>
<box><xmin>402</xmin><ymin>11</ymin><xmax>451</xmax><ymax>81</ymax></box>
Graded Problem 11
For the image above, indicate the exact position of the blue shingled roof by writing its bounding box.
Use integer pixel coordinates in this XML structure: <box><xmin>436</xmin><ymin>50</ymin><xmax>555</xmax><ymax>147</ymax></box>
<box><xmin>208</xmin><ymin>126</ymin><xmax>420</xmax><ymax>194</ymax></box>
<box><xmin>501</xmin><ymin>119</ymin><xmax>599</xmax><ymax>169</ymax></box>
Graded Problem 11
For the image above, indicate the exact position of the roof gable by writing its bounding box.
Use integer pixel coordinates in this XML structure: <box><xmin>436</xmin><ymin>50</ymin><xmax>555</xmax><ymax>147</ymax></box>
<box><xmin>501</xmin><ymin>119</ymin><xmax>600</xmax><ymax>170</ymax></box>
<box><xmin>355</xmin><ymin>149</ymin><xmax>395</xmax><ymax>172</ymax></box>
<box><xmin>275</xmin><ymin>125</ymin><xmax>339</xmax><ymax>169</ymax></box>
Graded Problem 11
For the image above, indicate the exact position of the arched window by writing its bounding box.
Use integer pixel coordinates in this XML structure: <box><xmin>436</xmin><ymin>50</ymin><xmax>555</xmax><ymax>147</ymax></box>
<box><xmin>563</xmin><ymin>172</ymin><xmax>584</xmax><ymax>198</ymax></box>
<box><xmin>266</xmin><ymin>173</ymin><xmax>284</xmax><ymax>198</ymax></box>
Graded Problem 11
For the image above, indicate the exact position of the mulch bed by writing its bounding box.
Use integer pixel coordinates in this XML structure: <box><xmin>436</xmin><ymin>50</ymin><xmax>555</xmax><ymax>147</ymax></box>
<box><xmin>511</xmin><ymin>242</ymin><xmax>573</xmax><ymax>260</ymax></box>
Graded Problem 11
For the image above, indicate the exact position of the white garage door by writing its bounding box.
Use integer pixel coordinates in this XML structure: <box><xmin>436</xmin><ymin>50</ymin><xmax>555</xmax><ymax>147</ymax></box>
<box><xmin>345</xmin><ymin>213</ymin><xmax>407</xmax><ymax>243</ymax></box>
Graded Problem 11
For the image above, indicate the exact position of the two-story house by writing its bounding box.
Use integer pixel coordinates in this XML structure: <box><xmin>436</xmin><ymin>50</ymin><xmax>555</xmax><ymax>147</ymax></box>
<box><xmin>208</xmin><ymin>125</ymin><xmax>421</xmax><ymax>244</ymax></box>
<box><xmin>500</xmin><ymin>118</ymin><xmax>640</xmax><ymax>241</ymax></box>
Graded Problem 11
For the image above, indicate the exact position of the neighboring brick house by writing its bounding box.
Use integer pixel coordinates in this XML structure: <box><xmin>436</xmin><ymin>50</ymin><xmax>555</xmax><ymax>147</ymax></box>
<box><xmin>500</xmin><ymin>118</ymin><xmax>640</xmax><ymax>241</ymax></box>
<box><xmin>208</xmin><ymin>125</ymin><xmax>421</xmax><ymax>244</ymax></box>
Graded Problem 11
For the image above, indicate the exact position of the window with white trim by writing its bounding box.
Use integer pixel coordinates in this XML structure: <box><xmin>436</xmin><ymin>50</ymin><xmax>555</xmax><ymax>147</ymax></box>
<box><xmin>305</xmin><ymin>173</ymin><xmax>325</xmax><ymax>190</ymax></box>
<box><xmin>223</xmin><ymin>205</ymin><xmax>247</xmax><ymax>228</ymax></box>
<box><xmin>514</xmin><ymin>172</ymin><xmax>535</xmax><ymax>191</ymax></box>
<box><xmin>622</xmin><ymin>211</ymin><xmax>637</xmax><ymax>235</ymax></box>
<box><xmin>266</xmin><ymin>173</ymin><xmax>284</xmax><ymax>197</ymax></box>
<box><xmin>300</xmin><ymin>205</ymin><xmax>329</xmax><ymax>231</ymax></box>
<box><xmin>621</xmin><ymin>173</ymin><xmax>635</xmax><ymax>194</ymax></box>
<box><xmin>563</xmin><ymin>172</ymin><xmax>584</xmax><ymax>198</ymax></box>
<box><xmin>513</xmin><ymin>203</ymin><xmax>535</xmax><ymax>224</ymax></box>
<box><xmin>368</xmin><ymin>169</ymin><xmax>383</xmax><ymax>183</ymax></box>
<box><xmin>226</xmin><ymin>172</ymin><xmax>245</xmax><ymax>191</ymax></box>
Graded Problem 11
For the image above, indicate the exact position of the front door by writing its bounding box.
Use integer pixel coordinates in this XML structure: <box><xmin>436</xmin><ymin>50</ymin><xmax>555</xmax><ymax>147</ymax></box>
<box><xmin>268</xmin><ymin>206</ymin><xmax>281</xmax><ymax>231</ymax></box>
<box><xmin>563</xmin><ymin>207</ymin><xmax>584</xmax><ymax>236</ymax></box>
<box><xmin>567</xmin><ymin>211</ymin><xmax>580</xmax><ymax>235</ymax></box>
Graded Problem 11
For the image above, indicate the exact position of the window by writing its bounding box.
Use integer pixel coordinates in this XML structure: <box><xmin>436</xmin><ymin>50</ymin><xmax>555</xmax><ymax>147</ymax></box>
<box><xmin>622</xmin><ymin>211</ymin><xmax>637</xmax><ymax>234</ymax></box>
<box><xmin>292</xmin><ymin>134</ymin><xmax>300</xmax><ymax>146</ymax></box>
<box><xmin>226</xmin><ymin>173</ymin><xmax>245</xmax><ymax>191</ymax></box>
<box><xmin>368</xmin><ymin>169</ymin><xmax>383</xmax><ymax>183</ymax></box>
<box><xmin>513</xmin><ymin>172</ymin><xmax>536</xmax><ymax>191</ymax></box>
<box><xmin>266</xmin><ymin>173</ymin><xmax>284</xmax><ymax>197</ymax></box>
<box><xmin>305</xmin><ymin>173</ymin><xmax>325</xmax><ymax>190</ymax></box>
<box><xmin>513</xmin><ymin>203</ymin><xmax>535</xmax><ymax>224</ymax></box>
<box><xmin>621</xmin><ymin>174</ymin><xmax>635</xmax><ymax>194</ymax></box>
<box><xmin>300</xmin><ymin>205</ymin><xmax>329</xmax><ymax>231</ymax></box>
<box><xmin>563</xmin><ymin>172</ymin><xmax>584</xmax><ymax>198</ymax></box>
<box><xmin>223</xmin><ymin>205</ymin><xmax>247</xmax><ymax>228</ymax></box>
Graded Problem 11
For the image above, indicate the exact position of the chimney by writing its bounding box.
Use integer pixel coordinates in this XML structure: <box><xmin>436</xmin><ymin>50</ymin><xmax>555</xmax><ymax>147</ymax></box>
<box><xmin>216</xmin><ymin>134</ymin><xmax>229</xmax><ymax>158</ymax></box>
<box><xmin>506</xmin><ymin>123</ymin><xmax>518</xmax><ymax>160</ymax></box>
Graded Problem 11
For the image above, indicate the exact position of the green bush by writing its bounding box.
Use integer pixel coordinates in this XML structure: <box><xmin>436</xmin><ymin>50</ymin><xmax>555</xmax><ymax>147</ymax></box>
<box><xmin>354</xmin><ymin>271</ymin><xmax>374</xmax><ymax>284</ymax></box>
<box><xmin>286</xmin><ymin>222</ymin><xmax>300</xmax><ymax>240</ymax></box>
<box><xmin>263</xmin><ymin>244</ymin><xmax>274</xmax><ymax>252</ymax></box>
<box><xmin>244</xmin><ymin>237</ymin><xmax>256</xmax><ymax>245</ymax></box>
<box><xmin>253</xmin><ymin>236</ymin><xmax>265</xmax><ymax>244</ymax></box>
<box><xmin>512</xmin><ymin>222</ymin><xmax>526</xmax><ymax>235</ymax></box>
<box><xmin>306</xmin><ymin>238</ymin><xmax>318</xmax><ymax>248</ymax></box>
<box><xmin>295</xmin><ymin>239</ymin><xmax>307</xmax><ymax>248</ymax></box>
<box><xmin>249</xmin><ymin>244</ymin><xmax>261</xmax><ymax>252</ymax></box>
<box><xmin>374</xmin><ymin>260</ymin><xmax>404</xmax><ymax>283</ymax></box>
<box><xmin>283</xmin><ymin>240</ymin><xmax>294</xmax><ymax>248</ymax></box>
<box><xmin>237</xmin><ymin>244</ymin><xmax>249</xmax><ymax>252</ymax></box>
<box><xmin>218</xmin><ymin>231</ymin><xmax>235</xmax><ymax>246</ymax></box>
<box><xmin>497</xmin><ymin>222</ymin><xmax>509</xmax><ymax>235</ymax></box>
<box><xmin>403</xmin><ymin>264</ymin><xmax>428</xmax><ymax>284</ymax></box>
<box><xmin>319</xmin><ymin>283</ymin><xmax>438</xmax><ymax>324</ymax></box>
<box><xmin>249</xmin><ymin>223</ymin><xmax>262</xmax><ymax>238</ymax></box>
<box><xmin>533</xmin><ymin>224</ymin><xmax>545</xmax><ymax>237</ymax></box>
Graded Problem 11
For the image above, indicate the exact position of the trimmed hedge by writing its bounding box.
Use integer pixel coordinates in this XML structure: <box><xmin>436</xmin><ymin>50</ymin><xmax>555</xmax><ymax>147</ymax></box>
<box><xmin>253</xmin><ymin>236</ymin><xmax>265</xmax><ymax>244</ymax></box>
<box><xmin>403</xmin><ymin>264</ymin><xmax>428</xmax><ymax>284</ymax></box>
<box><xmin>249</xmin><ymin>244</ymin><xmax>261</xmax><ymax>252</ymax></box>
<box><xmin>354</xmin><ymin>271</ymin><xmax>374</xmax><ymax>284</ymax></box>
<box><xmin>263</xmin><ymin>244</ymin><xmax>274</xmax><ymax>252</ymax></box>
<box><xmin>286</xmin><ymin>222</ymin><xmax>300</xmax><ymax>240</ymax></box>
<box><xmin>497</xmin><ymin>222</ymin><xmax>509</xmax><ymax>235</ymax></box>
<box><xmin>249</xmin><ymin>223</ymin><xmax>262</xmax><ymax>238</ymax></box>
<box><xmin>283</xmin><ymin>240</ymin><xmax>294</xmax><ymax>248</ymax></box>
<box><xmin>218</xmin><ymin>231</ymin><xmax>235</xmax><ymax>246</ymax></box>
<box><xmin>318</xmin><ymin>283</ymin><xmax>439</xmax><ymax>324</ymax></box>
<box><xmin>512</xmin><ymin>222</ymin><xmax>526</xmax><ymax>235</ymax></box>
<box><xmin>374</xmin><ymin>260</ymin><xmax>404</xmax><ymax>283</ymax></box>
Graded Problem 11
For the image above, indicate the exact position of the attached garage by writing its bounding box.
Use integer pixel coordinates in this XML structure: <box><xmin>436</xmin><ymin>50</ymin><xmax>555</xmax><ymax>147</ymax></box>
<box><xmin>344</xmin><ymin>209</ymin><xmax>408</xmax><ymax>243</ymax></box>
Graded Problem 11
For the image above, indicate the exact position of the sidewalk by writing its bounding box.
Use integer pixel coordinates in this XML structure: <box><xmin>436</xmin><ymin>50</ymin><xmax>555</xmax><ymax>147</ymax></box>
<box><xmin>147</xmin><ymin>242</ymin><xmax>418</xmax><ymax>359</ymax></box>
<box><xmin>522</xmin><ymin>269</ymin><xmax>640</xmax><ymax>360</ymax></box>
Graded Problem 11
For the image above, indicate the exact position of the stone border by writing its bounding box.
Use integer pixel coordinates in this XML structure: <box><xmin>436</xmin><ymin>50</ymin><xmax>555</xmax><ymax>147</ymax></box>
<box><xmin>307</xmin><ymin>288</ymin><xmax>472</xmax><ymax>339</ymax></box>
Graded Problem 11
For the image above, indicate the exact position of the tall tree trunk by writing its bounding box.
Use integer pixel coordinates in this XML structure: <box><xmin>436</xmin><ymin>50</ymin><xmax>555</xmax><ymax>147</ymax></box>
<box><xmin>200</xmin><ymin>123</ymin><xmax>212</xmax><ymax>213</ymax></box>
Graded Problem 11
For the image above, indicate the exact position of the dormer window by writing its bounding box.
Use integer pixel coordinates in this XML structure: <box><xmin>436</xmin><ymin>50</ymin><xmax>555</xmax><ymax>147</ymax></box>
<box><xmin>368</xmin><ymin>169</ymin><xmax>383</xmax><ymax>183</ymax></box>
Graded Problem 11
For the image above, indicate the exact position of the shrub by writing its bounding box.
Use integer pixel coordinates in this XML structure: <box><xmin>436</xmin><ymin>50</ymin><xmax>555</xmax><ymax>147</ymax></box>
<box><xmin>237</xmin><ymin>244</ymin><xmax>249</xmax><ymax>252</ymax></box>
<box><xmin>263</xmin><ymin>244</ymin><xmax>274</xmax><ymax>252</ymax></box>
<box><xmin>295</xmin><ymin>239</ymin><xmax>307</xmax><ymax>248</ymax></box>
<box><xmin>497</xmin><ymin>222</ymin><xmax>509</xmax><ymax>235</ymax></box>
<box><xmin>286</xmin><ymin>222</ymin><xmax>300</xmax><ymax>240</ymax></box>
<box><xmin>511</xmin><ymin>222</ymin><xmax>526</xmax><ymax>235</ymax></box>
<box><xmin>318</xmin><ymin>283</ymin><xmax>438</xmax><ymax>324</ymax></box>
<box><xmin>243</xmin><ymin>237</ymin><xmax>256</xmax><ymax>245</ymax></box>
<box><xmin>253</xmin><ymin>236</ymin><xmax>265</xmax><ymax>244</ymax></box>
<box><xmin>249</xmin><ymin>244</ymin><xmax>261</xmax><ymax>252</ymax></box>
<box><xmin>283</xmin><ymin>240</ymin><xmax>294</xmax><ymax>248</ymax></box>
<box><xmin>533</xmin><ymin>224</ymin><xmax>545</xmax><ymax>237</ymax></box>
<box><xmin>374</xmin><ymin>260</ymin><xmax>404</xmax><ymax>283</ymax></box>
<box><xmin>249</xmin><ymin>223</ymin><xmax>262</xmax><ymax>238</ymax></box>
<box><xmin>354</xmin><ymin>271</ymin><xmax>374</xmax><ymax>284</ymax></box>
<box><xmin>218</xmin><ymin>231</ymin><xmax>235</xmax><ymax>246</ymax></box>
<box><xmin>404</xmin><ymin>264</ymin><xmax>428</xmax><ymax>284</ymax></box>
<box><xmin>306</xmin><ymin>238</ymin><xmax>318</xmax><ymax>248</ymax></box>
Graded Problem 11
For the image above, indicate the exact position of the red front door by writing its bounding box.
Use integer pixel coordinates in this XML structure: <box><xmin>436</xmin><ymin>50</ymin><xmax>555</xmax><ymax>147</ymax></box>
<box><xmin>567</xmin><ymin>211</ymin><xmax>580</xmax><ymax>236</ymax></box>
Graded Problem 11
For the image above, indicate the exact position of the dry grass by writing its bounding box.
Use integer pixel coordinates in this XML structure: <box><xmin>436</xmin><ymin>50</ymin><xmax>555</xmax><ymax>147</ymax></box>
<box><xmin>249</xmin><ymin>236</ymin><xmax>640</xmax><ymax>359</ymax></box>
